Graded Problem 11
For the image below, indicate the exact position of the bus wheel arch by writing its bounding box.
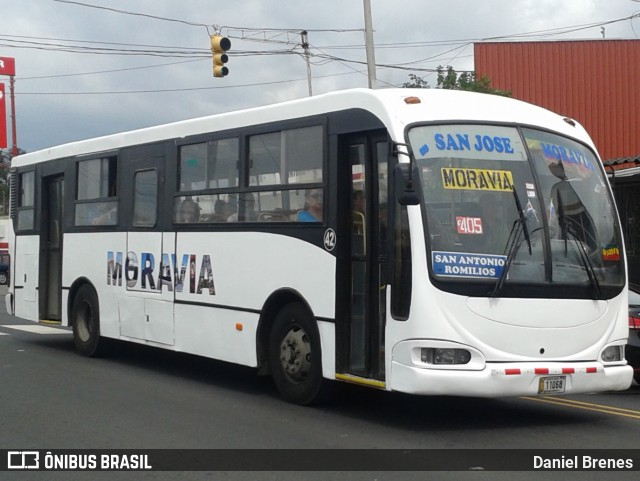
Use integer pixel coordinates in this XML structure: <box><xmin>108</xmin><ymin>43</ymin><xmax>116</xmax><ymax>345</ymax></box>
<box><xmin>261</xmin><ymin>294</ymin><xmax>327</xmax><ymax>405</ymax></box>
<box><xmin>68</xmin><ymin>279</ymin><xmax>111</xmax><ymax>357</ymax></box>
<box><xmin>256</xmin><ymin>289</ymin><xmax>311</xmax><ymax>376</ymax></box>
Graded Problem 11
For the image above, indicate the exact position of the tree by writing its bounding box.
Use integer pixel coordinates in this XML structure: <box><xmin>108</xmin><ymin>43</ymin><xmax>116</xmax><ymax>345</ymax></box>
<box><xmin>0</xmin><ymin>147</ymin><xmax>25</xmax><ymax>215</ymax></box>
<box><xmin>403</xmin><ymin>65</ymin><xmax>511</xmax><ymax>97</ymax></box>
<box><xmin>402</xmin><ymin>73</ymin><xmax>430</xmax><ymax>89</ymax></box>
<box><xmin>0</xmin><ymin>149</ymin><xmax>12</xmax><ymax>181</ymax></box>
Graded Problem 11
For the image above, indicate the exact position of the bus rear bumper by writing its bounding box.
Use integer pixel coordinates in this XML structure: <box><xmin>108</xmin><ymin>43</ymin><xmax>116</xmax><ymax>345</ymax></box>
<box><xmin>389</xmin><ymin>361</ymin><xmax>633</xmax><ymax>397</ymax></box>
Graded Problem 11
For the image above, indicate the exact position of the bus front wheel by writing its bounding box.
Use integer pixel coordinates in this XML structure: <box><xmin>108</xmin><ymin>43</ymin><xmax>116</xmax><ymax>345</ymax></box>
<box><xmin>268</xmin><ymin>302</ymin><xmax>326</xmax><ymax>405</ymax></box>
<box><xmin>71</xmin><ymin>285</ymin><xmax>110</xmax><ymax>357</ymax></box>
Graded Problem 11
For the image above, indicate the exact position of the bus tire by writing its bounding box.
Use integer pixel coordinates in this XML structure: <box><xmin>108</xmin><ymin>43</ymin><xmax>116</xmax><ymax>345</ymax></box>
<box><xmin>71</xmin><ymin>285</ymin><xmax>110</xmax><ymax>357</ymax></box>
<box><xmin>268</xmin><ymin>302</ymin><xmax>326</xmax><ymax>405</ymax></box>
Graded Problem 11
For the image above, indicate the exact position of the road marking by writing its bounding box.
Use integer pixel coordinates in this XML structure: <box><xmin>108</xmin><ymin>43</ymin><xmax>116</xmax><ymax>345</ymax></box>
<box><xmin>522</xmin><ymin>396</ymin><xmax>640</xmax><ymax>420</ymax></box>
<box><xmin>0</xmin><ymin>332</ymin><xmax>8</xmax><ymax>336</ymax></box>
<box><xmin>0</xmin><ymin>325</ymin><xmax>71</xmax><ymax>335</ymax></box>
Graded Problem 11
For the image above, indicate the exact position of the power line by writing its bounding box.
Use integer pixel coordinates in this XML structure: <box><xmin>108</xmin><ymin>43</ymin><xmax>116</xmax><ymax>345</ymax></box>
<box><xmin>50</xmin><ymin>0</ymin><xmax>364</xmax><ymax>37</ymax></box>
<box><xmin>0</xmin><ymin>36</ymin><xmax>294</xmax><ymax>59</ymax></box>
<box><xmin>18</xmin><ymin>59</ymin><xmax>206</xmax><ymax>80</ymax></box>
<box><xmin>0</xmin><ymin>33</ymin><xmax>205</xmax><ymax>53</ymax></box>
<box><xmin>51</xmin><ymin>0</ymin><xmax>211</xmax><ymax>31</ymax></box>
<box><xmin>16</xmin><ymin>70</ymin><xmax>363</xmax><ymax>95</ymax></box>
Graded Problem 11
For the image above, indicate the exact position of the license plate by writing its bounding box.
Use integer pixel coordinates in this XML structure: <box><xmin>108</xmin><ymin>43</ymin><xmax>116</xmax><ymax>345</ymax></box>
<box><xmin>538</xmin><ymin>376</ymin><xmax>566</xmax><ymax>394</ymax></box>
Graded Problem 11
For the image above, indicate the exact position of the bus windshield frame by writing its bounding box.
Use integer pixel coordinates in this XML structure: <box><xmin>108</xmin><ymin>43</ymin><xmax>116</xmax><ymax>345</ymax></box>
<box><xmin>407</xmin><ymin>123</ymin><xmax>625</xmax><ymax>300</ymax></box>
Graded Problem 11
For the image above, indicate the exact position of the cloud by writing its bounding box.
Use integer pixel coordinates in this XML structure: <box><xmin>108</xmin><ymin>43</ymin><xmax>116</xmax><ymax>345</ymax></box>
<box><xmin>1</xmin><ymin>0</ymin><xmax>638</xmax><ymax>152</ymax></box>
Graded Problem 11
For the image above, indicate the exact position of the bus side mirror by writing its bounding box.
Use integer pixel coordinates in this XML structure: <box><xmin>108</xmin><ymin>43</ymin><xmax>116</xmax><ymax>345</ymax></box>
<box><xmin>394</xmin><ymin>163</ymin><xmax>420</xmax><ymax>206</ymax></box>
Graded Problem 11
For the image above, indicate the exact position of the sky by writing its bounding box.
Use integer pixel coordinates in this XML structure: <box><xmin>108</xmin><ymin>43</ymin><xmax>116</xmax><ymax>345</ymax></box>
<box><xmin>2</xmin><ymin>0</ymin><xmax>640</xmax><ymax>153</ymax></box>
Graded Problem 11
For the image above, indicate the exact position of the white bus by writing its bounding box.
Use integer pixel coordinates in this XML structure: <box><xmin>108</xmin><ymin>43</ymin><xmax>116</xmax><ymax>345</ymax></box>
<box><xmin>5</xmin><ymin>88</ymin><xmax>633</xmax><ymax>404</ymax></box>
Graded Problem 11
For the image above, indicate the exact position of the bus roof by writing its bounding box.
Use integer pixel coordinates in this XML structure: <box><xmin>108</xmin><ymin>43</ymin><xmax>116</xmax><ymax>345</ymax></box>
<box><xmin>13</xmin><ymin>87</ymin><xmax>594</xmax><ymax>167</ymax></box>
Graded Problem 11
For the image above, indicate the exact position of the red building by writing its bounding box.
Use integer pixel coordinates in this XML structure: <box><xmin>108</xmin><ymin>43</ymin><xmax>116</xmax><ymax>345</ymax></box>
<box><xmin>474</xmin><ymin>40</ymin><xmax>640</xmax><ymax>164</ymax></box>
<box><xmin>475</xmin><ymin>40</ymin><xmax>640</xmax><ymax>279</ymax></box>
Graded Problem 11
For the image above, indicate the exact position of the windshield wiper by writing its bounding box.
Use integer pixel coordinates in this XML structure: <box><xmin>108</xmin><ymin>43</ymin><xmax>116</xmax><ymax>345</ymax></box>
<box><xmin>556</xmin><ymin>189</ymin><xmax>569</xmax><ymax>256</ymax></box>
<box><xmin>557</xmin><ymin>213</ymin><xmax>603</xmax><ymax>300</ymax></box>
<box><xmin>512</xmin><ymin>187</ymin><xmax>532</xmax><ymax>256</ymax></box>
<box><xmin>490</xmin><ymin>189</ymin><xmax>532</xmax><ymax>297</ymax></box>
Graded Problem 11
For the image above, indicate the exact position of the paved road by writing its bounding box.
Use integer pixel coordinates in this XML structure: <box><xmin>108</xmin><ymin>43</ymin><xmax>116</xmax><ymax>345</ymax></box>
<box><xmin>1</xmin><ymin>285</ymin><xmax>638</xmax><ymax>480</ymax></box>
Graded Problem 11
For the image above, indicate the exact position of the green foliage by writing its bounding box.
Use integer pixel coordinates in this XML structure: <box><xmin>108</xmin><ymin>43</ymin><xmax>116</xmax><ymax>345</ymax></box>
<box><xmin>402</xmin><ymin>73</ymin><xmax>430</xmax><ymax>89</ymax></box>
<box><xmin>0</xmin><ymin>149</ymin><xmax>11</xmax><ymax>182</ymax></box>
<box><xmin>403</xmin><ymin>65</ymin><xmax>511</xmax><ymax>97</ymax></box>
<box><xmin>0</xmin><ymin>150</ymin><xmax>9</xmax><ymax>215</ymax></box>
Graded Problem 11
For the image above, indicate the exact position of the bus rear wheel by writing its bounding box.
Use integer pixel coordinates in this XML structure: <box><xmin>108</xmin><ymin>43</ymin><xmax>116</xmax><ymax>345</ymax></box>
<box><xmin>71</xmin><ymin>285</ymin><xmax>110</xmax><ymax>357</ymax></box>
<box><xmin>268</xmin><ymin>302</ymin><xmax>325</xmax><ymax>405</ymax></box>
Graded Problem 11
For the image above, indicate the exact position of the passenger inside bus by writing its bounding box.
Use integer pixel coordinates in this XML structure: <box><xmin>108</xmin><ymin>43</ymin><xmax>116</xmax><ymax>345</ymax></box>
<box><xmin>178</xmin><ymin>197</ymin><xmax>201</xmax><ymax>223</ymax></box>
<box><xmin>297</xmin><ymin>189</ymin><xmax>323</xmax><ymax>222</ymax></box>
<box><xmin>353</xmin><ymin>189</ymin><xmax>365</xmax><ymax>215</ymax></box>
<box><xmin>227</xmin><ymin>193</ymin><xmax>257</xmax><ymax>222</ymax></box>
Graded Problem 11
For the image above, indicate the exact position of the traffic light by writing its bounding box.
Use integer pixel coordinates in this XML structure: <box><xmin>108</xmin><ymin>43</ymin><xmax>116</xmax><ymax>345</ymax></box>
<box><xmin>210</xmin><ymin>35</ymin><xmax>231</xmax><ymax>77</ymax></box>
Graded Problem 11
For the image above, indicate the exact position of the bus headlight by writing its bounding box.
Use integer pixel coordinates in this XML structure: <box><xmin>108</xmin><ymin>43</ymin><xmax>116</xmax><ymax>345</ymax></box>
<box><xmin>393</xmin><ymin>340</ymin><xmax>485</xmax><ymax>370</ymax></box>
<box><xmin>421</xmin><ymin>348</ymin><xmax>471</xmax><ymax>365</ymax></box>
<box><xmin>600</xmin><ymin>345</ymin><xmax>624</xmax><ymax>363</ymax></box>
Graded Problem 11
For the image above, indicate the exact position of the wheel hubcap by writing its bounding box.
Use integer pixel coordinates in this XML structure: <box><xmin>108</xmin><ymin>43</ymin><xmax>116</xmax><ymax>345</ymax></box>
<box><xmin>279</xmin><ymin>325</ymin><xmax>311</xmax><ymax>383</ymax></box>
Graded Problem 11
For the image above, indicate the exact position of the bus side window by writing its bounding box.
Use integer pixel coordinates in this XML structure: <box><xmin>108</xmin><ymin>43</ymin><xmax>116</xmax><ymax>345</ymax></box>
<box><xmin>75</xmin><ymin>156</ymin><xmax>118</xmax><ymax>227</ymax></box>
<box><xmin>133</xmin><ymin>169</ymin><xmax>158</xmax><ymax>227</ymax></box>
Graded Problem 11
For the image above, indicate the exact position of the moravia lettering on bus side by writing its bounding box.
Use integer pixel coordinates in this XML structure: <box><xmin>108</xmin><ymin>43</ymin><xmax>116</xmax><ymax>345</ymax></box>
<box><xmin>107</xmin><ymin>251</ymin><xmax>216</xmax><ymax>294</ymax></box>
<box><xmin>441</xmin><ymin>167</ymin><xmax>514</xmax><ymax>192</ymax></box>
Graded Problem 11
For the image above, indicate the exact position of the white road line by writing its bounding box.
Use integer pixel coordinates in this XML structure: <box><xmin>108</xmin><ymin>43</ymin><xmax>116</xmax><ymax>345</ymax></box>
<box><xmin>0</xmin><ymin>325</ymin><xmax>71</xmax><ymax>335</ymax></box>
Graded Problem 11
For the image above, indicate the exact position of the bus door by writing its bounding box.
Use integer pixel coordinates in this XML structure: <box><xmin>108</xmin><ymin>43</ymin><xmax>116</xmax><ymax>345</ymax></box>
<box><xmin>337</xmin><ymin>132</ymin><xmax>389</xmax><ymax>382</ymax></box>
<box><xmin>39</xmin><ymin>174</ymin><xmax>64</xmax><ymax>321</ymax></box>
<box><xmin>121</xmin><ymin>151</ymin><xmax>175</xmax><ymax>346</ymax></box>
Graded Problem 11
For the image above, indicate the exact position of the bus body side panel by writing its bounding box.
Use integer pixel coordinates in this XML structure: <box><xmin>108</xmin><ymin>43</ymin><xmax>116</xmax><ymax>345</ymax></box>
<box><xmin>173</xmin><ymin>231</ymin><xmax>336</xmax><ymax>369</ymax></box>
<box><xmin>13</xmin><ymin>235</ymin><xmax>39</xmax><ymax>322</ymax></box>
<box><xmin>174</xmin><ymin>305</ymin><xmax>260</xmax><ymax>366</ymax></box>
<box><xmin>63</xmin><ymin>232</ymin><xmax>127</xmax><ymax>335</ymax></box>
<box><xmin>63</xmin><ymin>230</ymin><xmax>336</xmax><ymax>372</ymax></box>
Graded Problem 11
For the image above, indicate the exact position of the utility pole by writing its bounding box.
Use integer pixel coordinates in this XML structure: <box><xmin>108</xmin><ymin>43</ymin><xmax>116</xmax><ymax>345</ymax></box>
<box><xmin>363</xmin><ymin>0</ymin><xmax>378</xmax><ymax>89</ymax></box>
<box><xmin>301</xmin><ymin>30</ymin><xmax>313</xmax><ymax>96</ymax></box>
<box><xmin>9</xmin><ymin>75</ymin><xmax>17</xmax><ymax>157</ymax></box>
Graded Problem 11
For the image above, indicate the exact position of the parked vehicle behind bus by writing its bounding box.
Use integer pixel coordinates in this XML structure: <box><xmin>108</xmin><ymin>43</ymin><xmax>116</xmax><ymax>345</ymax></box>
<box><xmin>626</xmin><ymin>284</ymin><xmax>640</xmax><ymax>384</ymax></box>
<box><xmin>0</xmin><ymin>253</ymin><xmax>9</xmax><ymax>285</ymax></box>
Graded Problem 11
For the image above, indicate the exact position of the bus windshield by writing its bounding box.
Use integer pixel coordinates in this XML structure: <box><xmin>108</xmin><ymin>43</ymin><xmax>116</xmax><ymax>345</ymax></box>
<box><xmin>407</xmin><ymin>124</ymin><xmax>624</xmax><ymax>298</ymax></box>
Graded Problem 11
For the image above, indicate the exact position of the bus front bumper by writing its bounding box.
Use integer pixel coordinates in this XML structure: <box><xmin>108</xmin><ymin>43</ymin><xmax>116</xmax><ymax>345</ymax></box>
<box><xmin>389</xmin><ymin>360</ymin><xmax>633</xmax><ymax>397</ymax></box>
